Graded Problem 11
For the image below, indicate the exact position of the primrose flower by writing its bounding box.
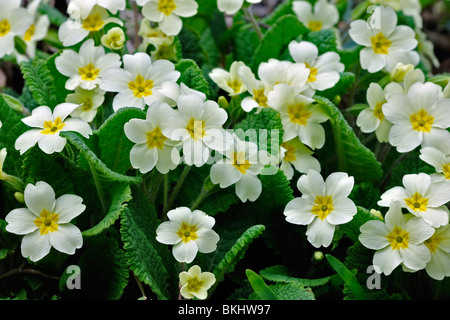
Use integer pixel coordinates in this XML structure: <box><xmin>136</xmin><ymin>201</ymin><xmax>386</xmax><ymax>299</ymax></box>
<box><xmin>156</xmin><ymin>207</ymin><xmax>220</xmax><ymax>263</ymax></box>
<box><xmin>268</xmin><ymin>84</ymin><xmax>329</xmax><ymax>150</ymax></box>
<box><xmin>423</xmin><ymin>225</ymin><xmax>450</xmax><ymax>280</ymax></box>
<box><xmin>288</xmin><ymin>40</ymin><xmax>344</xmax><ymax>91</ymax></box>
<box><xmin>138</xmin><ymin>19</ymin><xmax>174</xmax><ymax>53</ymax></box>
<box><xmin>209</xmin><ymin>61</ymin><xmax>247</xmax><ymax>97</ymax></box>
<box><xmin>348</xmin><ymin>6</ymin><xmax>419</xmax><ymax>73</ymax></box>
<box><xmin>217</xmin><ymin>0</ymin><xmax>262</xmax><ymax>15</ymax></box>
<box><xmin>179</xmin><ymin>265</ymin><xmax>216</xmax><ymax>300</ymax></box>
<box><xmin>101</xmin><ymin>27</ymin><xmax>126</xmax><ymax>50</ymax></box>
<box><xmin>284</xmin><ymin>169</ymin><xmax>357</xmax><ymax>248</ymax></box>
<box><xmin>5</xmin><ymin>181</ymin><xmax>85</xmax><ymax>262</ymax></box>
<box><xmin>279</xmin><ymin>137</ymin><xmax>321</xmax><ymax>180</ymax></box>
<box><xmin>356</xmin><ymin>82</ymin><xmax>392</xmax><ymax>143</ymax></box>
<box><xmin>378</xmin><ymin>173</ymin><xmax>450</xmax><ymax>228</ymax></box>
<box><xmin>359</xmin><ymin>201</ymin><xmax>435</xmax><ymax>276</ymax></box>
<box><xmin>292</xmin><ymin>0</ymin><xmax>339</xmax><ymax>32</ymax></box>
<box><xmin>15</xmin><ymin>103</ymin><xmax>93</xmax><ymax>155</ymax></box>
<box><xmin>124</xmin><ymin>102</ymin><xmax>180</xmax><ymax>174</ymax></box>
<box><xmin>65</xmin><ymin>87</ymin><xmax>105</xmax><ymax>123</ymax></box>
<box><xmin>210</xmin><ymin>134</ymin><xmax>264</xmax><ymax>203</ymax></box>
<box><xmin>100</xmin><ymin>52</ymin><xmax>180</xmax><ymax>111</ymax></box>
<box><xmin>67</xmin><ymin>0</ymin><xmax>126</xmax><ymax>19</ymax></box>
<box><xmin>59</xmin><ymin>5</ymin><xmax>123</xmax><ymax>47</ymax></box>
<box><xmin>382</xmin><ymin>82</ymin><xmax>450</xmax><ymax>153</ymax></box>
<box><xmin>0</xmin><ymin>148</ymin><xmax>7</xmax><ymax>180</ymax></box>
<box><xmin>0</xmin><ymin>0</ymin><xmax>32</xmax><ymax>59</ymax></box>
<box><xmin>55</xmin><ymin>39</ymin><xmax>121</xmax><ymax>91</ymax></box>
<box><xmin>419</xmin><ymin>146</ymin><xmax>450</xmax><ymax>182</ymax></box>
<box><xmin>238</xmin><ymin>64</ymin><xmax>270</xmax><ymax>112</ymax></box>
<box><xmin>141</xmin><ymin>0</ymin><xmax>198</xmax><ymax>36</ymax></box>
<box><xmin>163</xmin><ymin>93</ymin><xmax>233</xmax><ymax>167</ymax></box>
<box><xmin>385</xmin><ymin>65</ymin><xmax>424</xmax><ymax>96</ymax></box>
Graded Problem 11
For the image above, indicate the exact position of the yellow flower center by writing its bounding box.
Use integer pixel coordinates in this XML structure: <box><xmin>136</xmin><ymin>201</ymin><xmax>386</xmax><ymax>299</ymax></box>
<box><xmin>24</xmin><ymin>24</ymin><xmax>35</xmax><ymax>42</ymax></box>
<box><xmin>288</xmin><ymin>103</ymin><xmax>312</xmax><ymax>126</ymax></box>
<box><xmin>227</xmin><ymin>79</ymin><xmax>242</xmax><ymax>93</ymax></box>
<box><xmin>158</xmin><ymin>0</ymin><xmax>177</xmax><ymax>16</ymax></box>
<box><xmin>186</xmin><ymin>276</ymin><xmax>204</xmax><ymax>293</ymax></box>
<box><xmin>253</xmin><ymin>88</ymin><xmax>268</xmax><ymax>107</ymax></box>
<box><xmin>311</xmin><ymin>195</ymin><xmax>334</xmax><ymax>220</ymax></box>
<box><xmin>176</xmin><ymin>222</ymin><xmax>198</xmax><ymax>243</ymax></box>
<box><xmin>186</xmin><ymin>118</ymin><xmax>205</xmax><ymax>141</ymax></box>
<box><xmin>82</xmin><ymin>13</ymin><xmax>105</xmax><ymax>32</ymax></box>
<box><xmin>231</xmin><ymin>151</ymin><xmax>251</xmax><ymax>174</ymax></box>
<box><xmin>281</xmin><ymin>142</ymin><xmax>296</xmax><ymax>162</ymax></box>
<box><xmin>81</xmin><ymin>97</ymin><xmax>94</xmax><ymax>111</ymax></box>
<box><xmin>442</xmin><ymin>164</ymin><xmax>450</xmax><ymax>180</ymax></box>
<box><xmin>410</xmin><ymin>109</ymin><xmax>434</xmax><ymax>133</ymax></box>
<box><xmin>386</xmin><ymin>226</ymin><xmax>409</xmax><ymax>250</ymax></box>
<box><xmin>308</xmin><ymin>20</ymin><xmax>322</xmax><ymax>32</ymax></box>
<box><xmin>41</xmin><ymin>117</ymin><xmax>65</xmax><ymax>135</ymax></box>
<box><xmin>305</xmin><ymin>62</ymin><xmax>318</xmax><ymax>83</ymax></box>
<box><xmin>128</xmin><ymin>74</ymin><xmax>154</xmax><ymax>98</ymax></box>
<box><xmin>34</xmin><ymin>209</ymin><xmax>59</xmax><ymax>235</ymax></box>
<box><xmin>146</xmin><ymin>126</ymin><xmax>167</xmax><ymax>150</ymax></box>
<box><xmin>0</xmin><ymin>19</ymin><xmax>11</xmax><ymax>37</ymax></box>
<box><xmin>371</xmin><ymin>32</ymin><xmax>392</xmax><ymax>55</ymax></box>
<box><xmin>424</xmin><ymin>234</ymin><xmax>442</xmax><ymax>253</ymax></box>
<box><xmin>404</xmin><ymin>192</ymin><xmax>428</xmax><ymax>212</ymax></box>
<box><xmin>79</xmin><ymin>63</ymin><xmax>100</xmax><ymax>81</ymax></box>
<box><xmin>373</xmin><ymin>102</ymin><xmax>385</xmax><ymax>121</ymax></box>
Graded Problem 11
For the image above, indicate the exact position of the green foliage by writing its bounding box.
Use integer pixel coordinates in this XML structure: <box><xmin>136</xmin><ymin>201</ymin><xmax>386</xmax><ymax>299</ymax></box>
<box><xmin>175</xmin><ymin>59</ymin><xmax>212</xmax><ymax>98</ymax></box>
<box><xmin>326</xmin><ymin>254</ymin><xmax>366</xmax><ymax>300</ymax></box>
<box><xmin>246</xmin><ymin>269</ymin><xmax>278</xmax><ymax>300</ymax></box>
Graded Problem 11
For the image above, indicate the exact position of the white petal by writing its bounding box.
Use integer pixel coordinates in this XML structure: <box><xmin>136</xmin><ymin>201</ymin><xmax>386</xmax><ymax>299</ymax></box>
<box><xmin>49</xmin><ymin>223</ymin><xmax>83</xmax><ymax>255</ymax></box>
<box><xmin>306</xmin><ymin>218</ymin><xmax>335</xmax><ymax>248</ymax></box>
<box><xmin>5</xmin><ymin>208</ymin><xmax>38</xmax><ymax>235</ymax></box>
<box><xmin>159</xmin><ymin>13</ymin><xmax>182</xmax><ymax>36</ymax></box>
<box><xmin>284</xmin><ymin>197</ymin><xmax>315</xmax><ymax>225</ymax></box>
<box><xmin>38</xmin><ymin>134</ymin><xmax>67</xmax><ymax>154</ymax></box>
<box><xmin>378</xmin><ymin>186</ymin><xmax>409</xmax><ymax>208</ymax></box>
<box><xmin>54</xmin><ymin>194</ymin><xmax>86</xmax><ymax>223</ymax></box>
<box><xmin>297</xmin><ymin>169</ymin><xmax>325</xmax><ymax>198</ymax></box>
<box><xmin>15</xmin><ymin>129</ymin><xmax>42</xmax><ymax>155</ymax></box>
<box><xmin>195</xmin><ymin>229</ymin><xmax>219</xmax><ymax>254</ymax></box>
<box><xmin>173</xmin><ymin>240</ymin><xmax>198</xmax><ymax>263</ymax></box>
<box><xmin>210</xmin><ymin>163</ymin><xmax>241</xmax><ymax>188</ymax></box>
<box><xmin>327</xmin><ymin>197</ymin><xmax>357</xmax><ymax>225</ymax></box>
<box><xmin>21</xmin><ymin>230</ymin><xmax>52</xmax><ymax>262</ymax></box>
<box><xmin>63</xmin><ymin>118</ymin><xmax>92</xmax><ymax>138</ymax></box>
<box><xmin>325</xmin><ymin>172</ymin><xmax>354</xmax><ymax>199</ymax></box>
<box><xmin>372</xmin><ymin>246</ymin><xmax>402</xmax><ymax>275</ymax></box>
<box><xmin>400</xmin><ymin>243</ymin><xmax>431</xmax><ymax>271</ymax></box>
<box><xmin>359</xmin><ymin>220</ymin><xmax>391</xmax><ymax>250</ymax></box>
<box><xmin>388</xmin><ymin>123</ymin><xmax>421</xmax><ymax>153</ymax></box>
<box><xmin>129</xmin><ymin>143</ymin><xmax>159</xmax><ymax>173</ymax></box>
<box><xmin>24</xmin><ymin>181</ymin><xmax>55</xmax><ymax>215</ymax></box>
<box><xmin>235</xmin><ymin>174</ymin><xmax>262</xmax><ymax>202</ymax></box>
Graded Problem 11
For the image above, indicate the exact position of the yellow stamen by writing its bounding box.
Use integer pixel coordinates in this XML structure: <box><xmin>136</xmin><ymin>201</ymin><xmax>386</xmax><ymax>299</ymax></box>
<box><xmin>410</xmin><ymin>109</ymin><xmax>434</xmax><ymax>133</ymax></box>
<box><xmin>146</xmin><ymin>127</ymin><xmax>167</xmax><ymax>150</ymax></box>
<box><xmin>24</xmin><ymin>24</ymin><xmax>35</xmax><ymax>41</ymax></box>
<box><xmin>41</xmin><ymin>117</ymin><xmax>65</xmax><ymax>135</ymax></box>
<box><xmin>386</xmin><ymin>226</ymin><xmax>409</xmax><ymax>250</ymax></box>
<box><xmin>281</xmin><ymin>142</ymin><xmax>296</xmax><ymax>162</ymax></box>
<box><xmin>404</xmin><ymin>192</ymin><xmax>428</xmax><ymax>212</ymax></box>
<box><xmin>158</xmin><ymin>0</ymin><xmax>177</xmax><ymax>16</ymax></box>
<box><xmin>186</xmin><ymin>276</ymin><xmax>204</xmax><ymax>293</ymax></box>
<box><xmin>186</xmin><ymin>118</ymin><xmax>205</xmax><ymax>141</ymax></box>
<box><xmin>442</xmin><ymin>164</ymin><xmax>450</xmax><ymax>180</ymax></box>
<box><xmin>231</xmin><ymin>151</ymin><xmax>251</xmax><ymax>174</ymax></box>
<box><xmin>308</xmin><ymin>20</ymin><xmax>322</xmax><ymax>32</ymax></box>
<box><xmin>253</xmin><ymin>88</ymin><xmax>268</xmax><ymax>107</ymax></box>
<box><xmin>305</xmin><ymin>62</ymin><xmax>318</xmax><ymax>83</ymax></box>
<box><xmin>227</xmin><ymin>79</ymin><xmax>242</xmax><ymax>93</ymax></box>
<box><xmin>311</xmin><ymin>195</ymin><xmax>334</xmax><ymax>220</ymax></box>
<box><xmin>176</xmin><ymin>222</ymin><xmax>198</xmax><ymax>243</ymax></box>
<box><xmin>424</xmin><ymin>234</ymin><xmax>442</xmax><ymax>253</ymax></box>
<box><xmin>34</xmin><ymin>209</ymin><xmax>59</xmax><ymax>235</ymax></box>
<box><xmin>371</xmin><ymin>32</ymin><xmax>392</xmax><ymax>54</ymax></box>
<box><xmin>288</xmin><ymin>103</ymin><xmax>312</xmax><ymax>126</ymax></box>
<box><xmin>78</xmin><ymin>63</ymin><xmax>100</xmax><ymax>81</ymax></box>
<box><xmin>373</xmin><ymin>102</ymin><xmax>385</xmax><ymax>121</ymax></box>
<box><xmin>128</xmin><ymin>74</ymin><xmax>154</xmax><ymax>98</ymax></box>
<box><xmin>82</xmin><ymin>13</ymin><xmax>105</xmax><ymax>32</ymax></box>
<box><xmin>0</xmin><ymin>19</ymin><xmax>11</xmax><ymax>37</ymax></box>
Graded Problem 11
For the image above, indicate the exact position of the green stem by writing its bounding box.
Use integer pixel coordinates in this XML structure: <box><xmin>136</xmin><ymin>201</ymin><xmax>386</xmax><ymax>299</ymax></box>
<box><xmin>163</xmin><ymin>165</ymin><xmax>191</xmax><ymax>217</ymax></box>
<box><xmin>244</xmin><ymin>6</ymin><xmax>262</xmax><ymax>40</ymax></box>
<box><xmin>148</xmin><ymin>171</ymin><xmax>164</xmax><ymax>205</ymax></box>
<box><xmin>190</xmin><ymin>178</ymin><xmax>219</xmax><ymax>211</ymax></box>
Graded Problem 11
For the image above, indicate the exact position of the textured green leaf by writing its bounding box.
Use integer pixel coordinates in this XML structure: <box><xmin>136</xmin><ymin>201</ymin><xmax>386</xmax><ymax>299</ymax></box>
<box><xmin>233</xmin><ymin>23</ymin><xmax>260</xmax><ymax>66</ymax></box>
<box><xmin>265</xmin><ymin>282</ymin><xmax>315</xmax><ymax>300</ymax></box>
<box><xmin>326</xmin><ymin>254</ymin><xmax>366</xmax><ymax>300</ymax></box>
<box><xmin>19</xmin><ymin>58</ymin><xmax>58</xmax><ymax>109</ymax></box>
<box><xmin>246</xmin><ymin>269</ymin><xmax>278</xmax><ymax>300</ymax></box>
<box><xmin>95</xmin><ymin>107</ymin><xmax>146</xmax><ymax>174</ymax></box>
<box><xmin>175</xmin><ymin>59</ymin><xmax>212</xmax><ymax>98</ymax></box>
<box><xmin>306</xmin><ymin>29</ymin><xmax>338</xmax><ymax>54</ymax></box>
<box><xmin>259</xmin><ymin>265</ymin><xmax>332</xmax><ymax>288</ymax></box>
<box><xmin>315</xmin><ymin>95</ymin><xmax>383</xmax><ymax>182</ymax></box>
<box><xmin>45</xmin><ymin>52</ymin><xmax>71</xmax><ymax>104</ymax></box>
<box><xmin>120</xmin><ymin>187</ymin><xmax>176</xmax><ymax>300</ymax></box>
<box><xmin>262</xmin><ymin>0</ymin><xmax>295</xmax><ymax>25</ymax></box>
<box><xmin>250</xmin><ymin>15</ymin><xmax>308</xmax><ymax>72</ymax></box>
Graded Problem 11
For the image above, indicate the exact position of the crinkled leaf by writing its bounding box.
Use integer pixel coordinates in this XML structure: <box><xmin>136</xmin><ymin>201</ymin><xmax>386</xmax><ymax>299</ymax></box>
<box><xmin>259</xmin><ymin>265</ymin><xmax>332</xmax><ymax>288</ymax></box>
<box><xmin>246</xmin><ymin>269</ymin><xmax>278</xmax><ymax>300</ymax></box>
<box><xmin>175</xmin><ymin>58</ymin><xmax>212</xmax><ymax>98</ymax></box>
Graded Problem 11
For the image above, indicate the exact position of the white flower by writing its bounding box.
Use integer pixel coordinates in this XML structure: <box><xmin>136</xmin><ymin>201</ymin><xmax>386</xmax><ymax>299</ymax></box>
<box><xmin>65</xmin><ymin>87</ymin><xmax>105</xmax><ymax>123</ymax></box>
<box><xmin>209</xmin><ymin>61</ymin><xmax>247</xmax><ymax>97</ymax></box>
<box><xmin>179</xmin><ymin>265</ymin><xmax>216</xmax><ymax>300</ymax></box>
<box><xmin>59</xmin><ymin>5</ymin><xmax>123</xmax><ymax>47</ymax></box>
<box><xmin>382</xmin><ymin>82</ymin><xmax>450</xmax><ymax>153</ymax></box>
<box><xmin>419</xmin><ymin>146</ymin><xmax>450</xmax><ymax>182</ymax></box>
<box><xmin>356</xmin><ymin>82</ymin><xmax>392</xmax><ymax>143</ymax></box>
<box><xmin>288</xmin><ymin>40</ymin><xmax>344</xmax><ymax>91</ymax></box>
<box><xmin>423</xmin><ymin>225</ymin><xmax>450</xmax><ymax>280</ymax></box>
<box><xmin>0</xmin><ymin>0</ymin><xmax>32</xmax><ymax>58</ymax></box>
<box><xmin>67</xmin><ymin>0</ymin><xmax>126</xmax><ymax>19</ymax></box>
<box><xmin>279</xmin><ymin>137</ymin><xmax>321</xmax><ymax>180</ymax></box>
<box><xmin>348</xmin><ymin>6</ymin><xmax>419</xmax><ymax>73</ymax></box>
<box><xmin>163</xmin><ymin>94</ymin><xmax>233</xmax><ymax>167</ymax></box>
<box><xmin>284</xmin><ymin>169</ymin><xmax>357</xmax><ymax>248</ymax></box>
<box><xmin>385</xmin><ymin>65</ymin><xmax>424</xmax><ymax>97</ymax></box>
<box><xmin>141</xmin><ymin>0</ymin><xmax>198</xmax><ymax>36</ymax></box>
<box><xmin>15</xmin><ymin>103</ymin><xmax>93</xmax><ymax>155</ymax></box>
<box><xmin>55</xmin><ymin>39</ymin><xmax>121</xmax><ymax>91</ymax></box>
<box><xmin>138</xmin><ymin>19</ymin><xmax>174</xmax><ymax>51</ymax></box>
<box><xmin>292</xmin><ymin>0</ymin><xmax>339</xmax><ymax>32</ymax></box>
<box><xmin>268</xmin><ymin>84</ymin><xmax>329</xmax><ymax>150</ymax></box>
<box><xmin>5</xmin><ymin>181</ymin><xmax>85</xmax><ymax>262</ymax></box>
<box><xmin>159</xmin><ymin>82</ymin><xmax>207</xmax><ymax>107</ymax></box>
<box><xmin>124</xmin><ymin>102</ymin><xmax>180</xmax><ymax>174</ymax></box>
<box><xmin>0</xmin><ymin>148</ymin><xmax>7</xmax><ymax>180</ymax></box>
<box><xmin>217</xmin><ymin>0</ymin><xmax>262</xmax><ymax>15</ymax></box>
<box><xmin>101</xmin><ymin>27</ymin><xmax>126</xmax><ymax>50</ymax></box>
<box><xmin>378</xmin><ymin>173</ymin><xmax>450</xmax><ymax>228</ymax></box>
<box><xmin>237</xmin><ymin>64</ymin><xmax>270</xmax><ymax>112</ymax></box>
<box><xmin>359</xmin><ymin>201</ymin><xmax>435</xmax><ymax>276</ymax></box>
<box><xmin>210</xmin><ymin>134</ymin><xmax>264</xmax><ymax>203</ymax></box>
<box><xmin>156</xmin><ymin>207</ymin><xmax>220</xmax><ymax>263</ymax></box>
<box><xmin>100</xmin><ymin>52</ymin><xmax>180</xmax><ymax>111</ymax></box>
<box><xmin>369</xmin><ymin>0</ymin><xmax>422</xmax><ymax>28</ymax></box>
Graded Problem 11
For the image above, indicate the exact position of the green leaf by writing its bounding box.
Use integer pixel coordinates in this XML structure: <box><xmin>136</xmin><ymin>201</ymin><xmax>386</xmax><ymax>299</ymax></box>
<box><xmin>306</xmin><ymin>29</ymin><xmax>338</xmax><ymax>54</ymax></box>
<box><xmin>45</xmin><ymin>52</ymin><xmax>71</xmax><ymax>103</ymax></box>
<box><xmin>246</xmin><ymin>269</ymin><xmax>278</xmax><ymax>300</ymax></box>
<box><xmin>175</xmin><ymin>58</ymin><xmax>212</xmax><ymax>98</ymax></box>
<box><xmin>19</xmin><ymin>58</ymin><xmax>58</xmax><ymax>109</ymax></box>
<box><xmin>263</xmin><ymin>282</ymin><xmax>315</xmax><ymax>300</ymax></box>
<box><xmin>315</xmin><ymin>95</ymin><xmax>383</xmax><ymax>182</ymax></box>
<box><xmin>326</xmin><ymin>254</ymin><xmax>366</xmax><ymax>300</ymax></box>
<box><xmin>250</xmin><ymin>15</ymin><xmax>308</xmax><ymax>72</ymax></box>
<box><xmin>120</xmin><ymin>186</ymin><xmax>176</xmax><ymax>300</ymax></box>
<box><xmin>339</xmin><ymin>206</ymin><xmax>382</xmax><ymax>243</ymax></box>
<box><xmin>94</xmin><ymin>107</ymin><xmax>146</xmax><ymax>174</ymax></box>
<box><xmin>318</xmin><ymin>72</ymin><xmax>355</xmax><ymax>101</ymax></box>
<box><xmin>259</xmin><ymin>265</ymin><xmax>332</xmax><ymax>288</ymax></box>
